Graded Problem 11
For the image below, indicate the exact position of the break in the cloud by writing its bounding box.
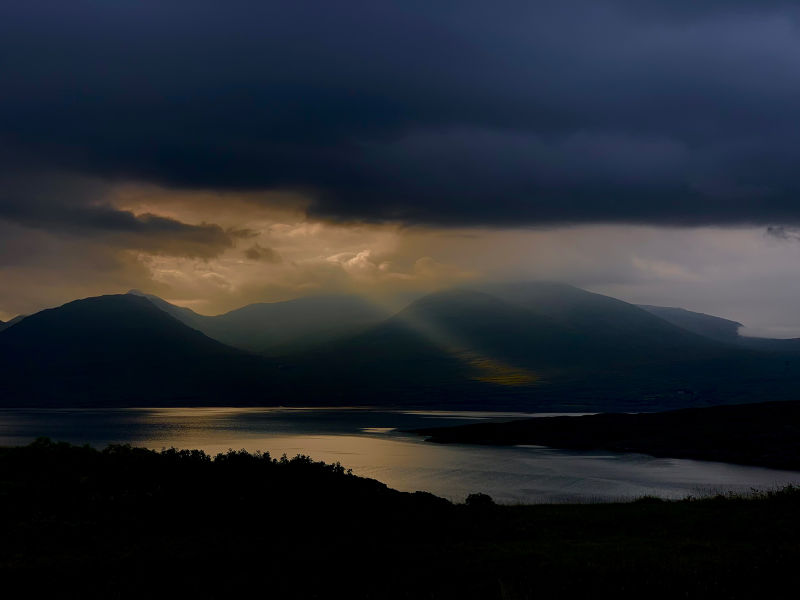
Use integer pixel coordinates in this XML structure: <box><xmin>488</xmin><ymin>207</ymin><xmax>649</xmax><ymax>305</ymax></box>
<box><xmin>3</xmin><ymin>1</ymin><xmax>800</xmax><ymax>226</ymax></box>
<box><xmin>0</xmin><ymin>181</ymin><xmax>478</xmax><ymax>319</ymax></box>
<box><xmin>3</xmin><ymin>181</ymin><xmax>800</xmax><ymax>339</ymax></box>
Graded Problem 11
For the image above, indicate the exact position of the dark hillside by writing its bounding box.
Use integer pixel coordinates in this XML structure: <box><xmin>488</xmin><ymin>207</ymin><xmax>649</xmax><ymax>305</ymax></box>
<box><xmin>298</xmin><ymin>285</ymin><xmax>792</xmax><ymax>410</ymax></box>
<box><xmin>2</xmin><ymin>439</ymin><xmax>800</xmax><ymax>599</ymax></box>
<box><xmin>2</xmin><ymin>285</ymin><xmax>799</xmax><ymax>411</ymax></box>
<box><xmin>483</xmin><ymin>282</ymin><xmax>724</xmax><ymax>357</ymax></box>
<box><xmin>0</xmin><ymin>315</ymin><xmax>25</xmax><ymax>333</ymax></box>
<box><xmin>0</xmin><ymin>295</ymin><xmax>280</xmax><ymax>406</ymax></box>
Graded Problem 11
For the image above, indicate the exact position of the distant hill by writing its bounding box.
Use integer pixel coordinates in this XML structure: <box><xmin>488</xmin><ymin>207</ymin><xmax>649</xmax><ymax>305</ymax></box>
<box><xmin>0</xmin><ymin>295</ymin><xmax>282</xmax><ymax>406</ymax></box>
<box><xmin>0</xmin><ymin>315</ymin><xmax>26</xmax><ymax>333</ymax></box>
<box><xmin>297</xmin><ymin>289</ymin><xmax>571</xmax><ymax>392</ymax></box>
<box><xmin>478</xmin><ymin>282</ymin><xmax>723</xmax><ymax>359</ymax></box>
<box><xmin>639</xmin><ymin>304</ymin><xmax>800</xmax><ymax>354</ymax></box>
<box><xmin>296</xmin><ymin>284</ymin><xmax>800</xmax><ymax>410</ymax></box>
<box><xmin>312</xmin><ymin>284</ymin><xmax>731</xmax><ymax>376</ymax></box>
<box><xmin>738</xmin><ymin>336</ymin><xmax>800</xmax><ymax>353</ymax></box>
<box><xmin>128</xmin><ymin>290</ymin><xmax>389</xmax><ymax>354</ymax></box>
<box><xmin>638</xmin><ymin>305</ymin><xmax>744</xmax><ymax>342</ymax></box>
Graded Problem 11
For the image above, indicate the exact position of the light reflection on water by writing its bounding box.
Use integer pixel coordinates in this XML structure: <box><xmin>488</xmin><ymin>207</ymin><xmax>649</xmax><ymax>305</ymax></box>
<box><xmin>1</xmin><ymin>407</ymin><xmax>799</xmax><ymax>504</ymax></box>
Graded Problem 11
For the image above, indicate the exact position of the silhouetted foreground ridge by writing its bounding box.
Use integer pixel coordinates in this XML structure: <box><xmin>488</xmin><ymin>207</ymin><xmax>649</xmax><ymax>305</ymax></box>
<box><xmin>3</xmin><ymin>439</ymin><xmax>800</xmax><ymax>598</ymax></box>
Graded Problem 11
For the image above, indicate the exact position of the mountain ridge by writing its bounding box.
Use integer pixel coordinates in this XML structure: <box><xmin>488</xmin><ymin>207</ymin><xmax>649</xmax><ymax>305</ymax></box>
<box><xmin>0</xmin><ymin>315</ymin><xmax>26</xmax><ymax>333</ymax></box>
<box><xmin>2</xmin><ymin>283</ymin><xmax>799</xmax><ymax>410</ymax></box>
<box><xmin>0</xmin><ymin>294</ymin><xmax>282</xmax><ymax>406</ymax></box>
<box><xmin>127</xmin><ymin>290</ymin><xmax>389</xmax><ymax>354</ymax></box>
<box><xmin>639</xmin><ymin>303</ymin><xmax>800</xmax><ymax>353</ymax></box>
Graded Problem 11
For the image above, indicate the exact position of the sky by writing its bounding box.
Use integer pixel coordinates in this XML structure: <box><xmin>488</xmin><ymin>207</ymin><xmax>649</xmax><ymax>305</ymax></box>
<box><xmin>2</xmin><ymin>1</ymin><xmax>800</xmax><ymax>336</ymax></box>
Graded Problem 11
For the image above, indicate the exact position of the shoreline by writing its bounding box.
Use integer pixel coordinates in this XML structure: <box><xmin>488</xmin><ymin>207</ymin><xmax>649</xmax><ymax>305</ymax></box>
<box><xmin>412</xmin><ymin>399</ymin><xmax>800</xmax><ymax>472</ymax></box>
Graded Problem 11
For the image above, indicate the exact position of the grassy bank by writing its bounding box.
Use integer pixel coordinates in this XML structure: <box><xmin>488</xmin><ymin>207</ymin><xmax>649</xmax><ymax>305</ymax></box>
<box><xmin>2</xmin><ymin>439</ymin><xmax>799</xmax><ymax>598</ymax></box>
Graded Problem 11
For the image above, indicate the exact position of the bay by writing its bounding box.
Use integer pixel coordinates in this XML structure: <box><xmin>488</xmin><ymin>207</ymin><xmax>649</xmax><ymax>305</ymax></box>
<box><xmin>1</xmin><ymin>407</ymin><xmax>798</xmax><ymax>504</ymax></box>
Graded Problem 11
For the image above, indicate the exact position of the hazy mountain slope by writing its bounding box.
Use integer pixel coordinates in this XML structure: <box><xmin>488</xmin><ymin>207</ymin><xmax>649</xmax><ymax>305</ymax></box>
<box><xmin>639</xmin><ymin>304</ymin><xmax>800</xmax><ymax>354</ymax></box>
<box><xmin>127</xmin><ymin>290</ymin><xmax>204</xmax><ymax>327</ymax></box>
<box><xmin>298</xmin><ymin>284</ymin><xmax>800</xmax><ymax>410</ymax></box>
<box><xmin>304</xmin><ymin>287</ymin><xmax>712</xmax><ymax>386</ymax></box>
<box><xmin>292</xmin><ymin>291</ymin><xmax>495</xmax><ymax>394</ymax></box>
<box><xmin>471</xmin><ymin>284</ymin><xmax>800</xmax><ymax>406</ymax></box>
<box><xmin>471</xmin><ymin>282</ymin><xmax>729</xmax><ymax>361</ymax></box>
<box><xmin>128</xmin><ymin>290</ymin><xmax>388</xmax><ymax>354</ymax></box>
<box><xmin>637</xmin><ymin>305</ymin><xmax>743</xmax><ymax>343</ymax></box>
<box><xmin>0</xmin><ymin>295</ymin><xmax>280</xmax><ymax>406</ymax></box>
<box><xmin>331</xmin><ymin>285</ymin><xmax>728</xmax><ymax>371</ymax></box>
<box><xmin>202</xmin><ymin>295</ymin><xmax>390</xmax><ymax>354</ymax></box>
<box><xmin>132</xmin><ymin>283</ymin><xmax>727</xmax><ymax>366</ymax></box>
<box><xmin>380</xmin><ymin>289</ymin><xmax>578</xmax><ymax>364</ymax></box>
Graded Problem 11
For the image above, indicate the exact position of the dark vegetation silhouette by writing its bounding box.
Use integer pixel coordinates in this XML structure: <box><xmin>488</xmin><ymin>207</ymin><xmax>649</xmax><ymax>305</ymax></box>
<box><xmin>464</xmin><ymin>492</ymin><xmax>496</xmax><ymax>509</ymax></box>
<box><xmin>2</xmin><ymin>439</ymin><xmax>800</xmax><ymax>599</ymax></box>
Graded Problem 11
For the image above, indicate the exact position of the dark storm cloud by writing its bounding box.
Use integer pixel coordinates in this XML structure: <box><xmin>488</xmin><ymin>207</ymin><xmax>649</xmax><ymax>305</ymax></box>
<box><xmin>0</xmin><ymin>199</ymin><xmax>239</xmax><ymax>240</ymax></box>
<box><xmin>2</xmin><ymin>0</ymin><xmax>800</xmax><ymax>226</ymax></box>
<box><xmin>244</xmin><ymin>244</ymin><xmax>282</xmax><ymax>263</ymax></box>
<box><xmin>0</xmin><ymin>201</ymin><xmax>251</xmax><ymax>259</ymax></box>
<box><xmin>766</xmin><ymin>226</ymin><xmax>800</xmax><ymax>243</ymax></box>
<box><xmin>0</xmin><ymin>174</ymin><xmax>252</xmax><ymax>258</ymax></box>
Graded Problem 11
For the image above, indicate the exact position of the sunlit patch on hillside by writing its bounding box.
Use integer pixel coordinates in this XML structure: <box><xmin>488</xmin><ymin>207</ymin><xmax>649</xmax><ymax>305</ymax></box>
<box><xmin>457</xmin><ymin>351</ymin><xmax>538</xmax><ymax>386</ymax></box>
<box><xmin>383</xmin><ymin>302</ymin><xmax>540</xmax><ymax>387</ymax></box>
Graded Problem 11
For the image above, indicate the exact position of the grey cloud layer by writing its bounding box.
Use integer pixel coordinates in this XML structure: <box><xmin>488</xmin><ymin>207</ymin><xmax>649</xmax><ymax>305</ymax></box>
<box><xmin>0</xmin><ymin>175</ymin><xmax>251</xmax><ymax>258</ymax></box>
<box><xmin>2</xmin><ymin>0</ymin><xmax>800</xmax><ymax>225</ymax></box>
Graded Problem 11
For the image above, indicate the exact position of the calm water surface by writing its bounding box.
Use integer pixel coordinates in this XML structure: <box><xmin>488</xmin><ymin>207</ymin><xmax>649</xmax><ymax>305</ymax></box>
<box><xmin>1</xmin><ymin>407</ymin><xmax>798</xmax><ymax>504</ymax></box>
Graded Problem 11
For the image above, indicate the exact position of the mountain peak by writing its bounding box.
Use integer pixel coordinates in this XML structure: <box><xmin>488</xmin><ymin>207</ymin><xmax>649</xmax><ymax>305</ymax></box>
<box><xmin>0</xmin><ymin>314</ymin><xmax>27</xmax><ymax>333</ymax></box>
<box><xmin>0</xmin><ymin>293</ymin><xmax>278</xmax><ymax>407</ymax></box>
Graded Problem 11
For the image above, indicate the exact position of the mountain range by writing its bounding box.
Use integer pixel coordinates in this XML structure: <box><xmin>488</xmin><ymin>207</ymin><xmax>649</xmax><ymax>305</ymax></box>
<box><xmin>1</xmin><ymin>283</ymin><xmax>798</xmax><ymax>410</ymax></box>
